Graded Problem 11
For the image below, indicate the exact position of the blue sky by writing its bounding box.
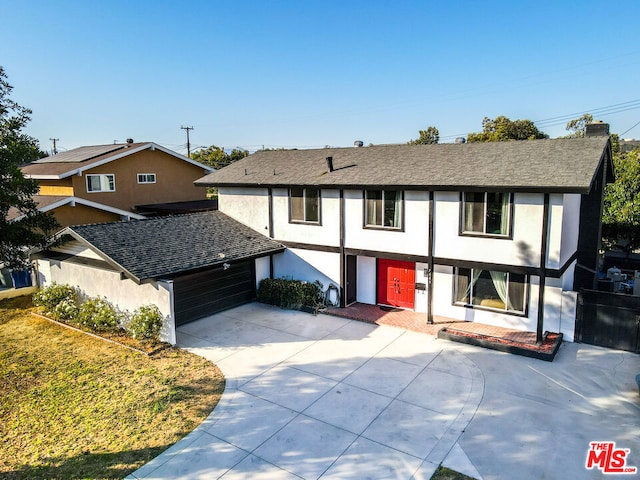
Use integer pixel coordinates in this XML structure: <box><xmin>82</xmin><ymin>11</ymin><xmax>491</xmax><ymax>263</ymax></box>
<box><xmin>2</xmin><ymin>0</ymin><xmax>640</xmax><ymax>155</ymax></box>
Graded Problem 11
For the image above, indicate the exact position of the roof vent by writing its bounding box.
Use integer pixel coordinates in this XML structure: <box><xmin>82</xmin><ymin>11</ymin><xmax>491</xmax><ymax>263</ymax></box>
<box><xmin>455</xmin><ymin>137</ymin><xmax>466</xmax><ymax>144</ymax></box>
<box><xmin>326</xmin><ymin>156</ymin><xmax>334</xmax><ymax>172</ymax></box>
<box><xmin>126</xmin><ymin>138</ymin><xmax>134</xmax><ymax>144</ymax></box>
<box><xmin>585</xmin><ymin>121</ymin><xmax>610</xmax><ymax>137</ymax></box>
<box><xmin>354</xmin><ymin>140</ymin><xmax>364</xmax><ymax>147</ymax></box>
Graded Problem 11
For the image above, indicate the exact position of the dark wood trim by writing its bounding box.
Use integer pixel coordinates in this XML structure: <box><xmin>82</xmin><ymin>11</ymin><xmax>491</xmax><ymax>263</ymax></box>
<box><xmin>279</xmin><ymin>241</ymin><xmax>341</xmax><ymax>253</ymax></box>
<box><xmin>547</xmin><ymin>251</ymin><xmax>579</xmax><ymax>278</ymax></box>
<box><xmin>427</xmin><ymin>191</ymin><xmax>434</xmax><ymax>324</ymax></box>
<box><xmin>269</xmin><ymin>254</ymin><xmax>274</xmax><ymax>279</ymax></box>
<box><xmin>268</xmin><ymin>187</ymin><xmax>274</xmax><ymax>238</ymax></box>
<box><xmin>339</xmin><ymin>189</ymin><xmax>345</xmax><ymax>307</ymax></box>
<box><xmin>345</xmin><ymin>248</ymin><xmax>430</xmax><ymax>264</ymax></box>
<box><xmin>434</xmin><ymin>257</ymin><xmax>540</xmax><ymax>276</ymax></box>
<box><xmin>537</xmin><ymin>193</ymin><xmax>550</xmax><ymax>344</ymax></box>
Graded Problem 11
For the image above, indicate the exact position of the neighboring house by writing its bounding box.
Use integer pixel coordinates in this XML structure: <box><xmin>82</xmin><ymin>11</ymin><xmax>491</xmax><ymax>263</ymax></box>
<box><xmin>33</xmin><ymin>211</ymin><xmax>284</xmax><ymax>343</ymax></box>
<box><xmin>195</xmin><ymin>130</ymin><xmax>613</xmax><ymax>342</ymax></box>
<box><xmin>16</xmin><ymin>141</ymin><xmax>213</xmax><ymax>228</ymax></box>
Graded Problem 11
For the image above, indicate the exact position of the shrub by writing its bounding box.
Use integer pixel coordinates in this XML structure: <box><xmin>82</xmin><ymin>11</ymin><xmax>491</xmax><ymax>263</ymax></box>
<box><xmin>77</xmin><ymin>296</ymin><xmax>121</xmax><ymax>332</ymax></box>
<box><xmin>257</xmin><ymin>278</ymin><xmax>324</xmax><ymax>308</ymax></box>
<box><xmin>52</xmin><ymin>297</ymin><xmax>79</xmax><ymax>322</ymax></box>
<box><xmin>33</xmin><ymin>283</ymin><xmax>79</xmax><ymax>314</ymax></box>
<box><xmin>128</xmin><ymin>304</ymin><xmax>164</xmax><ymax>342</ymax></box>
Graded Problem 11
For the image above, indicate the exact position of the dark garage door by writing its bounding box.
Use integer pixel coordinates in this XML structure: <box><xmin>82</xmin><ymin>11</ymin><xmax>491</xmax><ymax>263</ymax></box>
<box><xmin>173</xmin><ymin>260</ymin><xmax>255</xmax><ymax>326</ymax></box>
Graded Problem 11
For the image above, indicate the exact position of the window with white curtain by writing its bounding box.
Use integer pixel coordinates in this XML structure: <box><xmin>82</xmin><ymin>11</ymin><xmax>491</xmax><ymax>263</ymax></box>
<box><xmin>365</xmin><ymin>190</ymin><xmax>402</xmax><ymax>229</ymax></box>
<box><xmin>454</xmin><ymin>267</ymin><xmax>526</xmax><ymax>314</ymax></box>
<box><xmin>461</xmin><ymin>192</ymin><xmax>511</xmax><ymax>236</ymax></box>
<box><xmin>86</xmin><ymin>174</ymin><xmax>115</xmax><ymax>192</ymax></box>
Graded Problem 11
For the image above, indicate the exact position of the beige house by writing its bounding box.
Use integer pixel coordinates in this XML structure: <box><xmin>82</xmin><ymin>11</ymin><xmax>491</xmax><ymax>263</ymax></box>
<box><xmin>15</xmin><ymin>142</ymin><xmax>213</xmax><ymax>228</ymax></box>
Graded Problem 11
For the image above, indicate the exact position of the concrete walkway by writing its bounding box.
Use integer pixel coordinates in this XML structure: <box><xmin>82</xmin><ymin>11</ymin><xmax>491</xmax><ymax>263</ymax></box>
<box><xmin>128</xmin><ymin>303</ymin><xmax>640</xmax><ymax>480</ymax></box>
<box><xmin>127</xmin><ymin>303</ymin><xmax>484</xmax><ymax>479</ymax></box>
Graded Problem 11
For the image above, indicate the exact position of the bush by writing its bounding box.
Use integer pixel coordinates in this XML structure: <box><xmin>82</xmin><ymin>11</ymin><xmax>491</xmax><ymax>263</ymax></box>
<box><xmin>128</xmin><ymin>305</ymin><xmax>163</xmax><ymax>342</ymax></box>
<box><xmin>77</xmin><ymin>296</ymin><xmax>121</xmax><ymax>332</ymax></box>
<box><xmin>33</xmin><ymin>283</ymin><xmax>79</xmax><ymax>315</ymax></box>
<box><xmin>52</xmin><ymin>297</ymin><xmax>79</xmax><ymax>322</ymax></box>
<box><xmin>257</xmin><ymin>278</ymin><xmax>324</xmax><ymax>308</ymax></box>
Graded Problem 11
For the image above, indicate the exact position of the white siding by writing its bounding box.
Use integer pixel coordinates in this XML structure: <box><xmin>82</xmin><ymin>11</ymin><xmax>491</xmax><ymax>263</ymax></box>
<box><xmin>255</xmin><ymin>256</ymin><xmax>270</xmax><ymax>289</ymax></box>
<box><xmin>559</xmin><ymin>193</ymin><xmax>581</xmax><ymax>267</ymax></box>
<box><xmin>218</xmin><ymin>186</ymin><xmax>270</xmax><ymax>234</ymax></box>
<box><xmin>434</xmin><ymin>192</ymin><xmax>544</xmax><ymax>267</ymax></box>
<box><xmin>52</xmin><ymin>240</ymin><xmax>103</xmax><ymax>260</ymax></box>
<box><xmin>36</xmin><ymin>259</ymin><xmax>176</xmax><ymax>344</ymax></box>
<box><xmin>344</xmin><ymin>189</ymin><xmax>429</xmax><ymax>256</ymax></box>
<box><xmin>272</xmin><ymin>249</ymin><xmax>340</xmax><ymax>294</ymax></box>
<box><xmin>272</xmin><ymin>188</ymin><xmax>340</xmax><ymax>246</ymax></box>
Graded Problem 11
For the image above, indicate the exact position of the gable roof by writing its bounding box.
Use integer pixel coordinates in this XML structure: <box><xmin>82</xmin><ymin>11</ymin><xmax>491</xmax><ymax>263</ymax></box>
<box><xmin>195</xmin><ymin>137</ymin><xmax>613</xmax><ymax>194</ymax></box>
<box><xmin>7</xmin><ymin>196</ymin><xmax>146</xmax><ymax>222</ymax></box>
<box><xmin>52</xmin><ymin>211</ymin><xmax>284</xmax><ymax>283</ymax></box>
<box><xmin>22</xmin><ymin>142</ymin><xmax>213</xmax><ymax>179</ymax></box>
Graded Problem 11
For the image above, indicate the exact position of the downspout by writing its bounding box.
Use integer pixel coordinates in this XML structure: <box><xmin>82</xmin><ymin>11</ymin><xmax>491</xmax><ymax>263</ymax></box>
<box><xmin>537</xmin><ymin>193</ymin><xmax>550</xmax><ymax>344</ymax></box>
<box><xmin>427</xmin><ymin>191</ymin><xmax>434</xmax><ymax>324</ymax></box>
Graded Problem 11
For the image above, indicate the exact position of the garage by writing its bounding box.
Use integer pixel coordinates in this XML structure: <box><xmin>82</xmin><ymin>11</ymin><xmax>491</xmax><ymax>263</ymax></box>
<box><xmin>173</xmin><ymin>260</ymin><xmax>255</xmax><ymax>326</ymax></box>
<box><xmin>33</xmin><ymin>211</ymin><xmax>285</xmax><ymax>343</ymax></box>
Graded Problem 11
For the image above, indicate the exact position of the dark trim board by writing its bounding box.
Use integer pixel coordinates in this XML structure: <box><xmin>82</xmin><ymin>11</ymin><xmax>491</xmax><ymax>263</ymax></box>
<box><xmin>280</xmin><ymin>241</ymin><xmax>341</xmax><ymax>253</ymax></box>
<box><xmin>345</xmin><ymin>249</ymin><xmax>430</xmax><ymax>264</ymax></box>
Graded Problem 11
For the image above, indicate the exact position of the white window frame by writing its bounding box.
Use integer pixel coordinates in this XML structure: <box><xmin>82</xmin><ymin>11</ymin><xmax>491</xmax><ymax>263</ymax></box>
<box><xmin>137</xmin><ymin>173</ymin><xmax>156</xmax><ymax>184</ymax></box>
<box><xmin>86</xmin><ymin>174</ymin><xmax>115</xmax><ymax>193</ymax></box>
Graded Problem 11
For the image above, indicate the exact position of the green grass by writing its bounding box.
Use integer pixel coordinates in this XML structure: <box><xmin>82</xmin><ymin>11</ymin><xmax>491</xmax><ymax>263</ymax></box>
<box><xmin>0</xmin><ymin>296</ymin><xmax>225</xmax><ymax>479</ymax></box>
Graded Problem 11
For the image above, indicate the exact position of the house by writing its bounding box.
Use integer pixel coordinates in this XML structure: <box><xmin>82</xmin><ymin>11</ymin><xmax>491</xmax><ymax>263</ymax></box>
<box><xmin>33</xmin><ymin>211</ymin><xmax>284</xmax><ymax>343</ymax></box>
<box><xmin>194</xmin><ymin>127</ymin><xmax>613</xmax><ymax>342</ymax></box>
<box><xmin>15</xmin><ymin>141</ymin><xmax>213</xmax><ymax>228</ymax></box>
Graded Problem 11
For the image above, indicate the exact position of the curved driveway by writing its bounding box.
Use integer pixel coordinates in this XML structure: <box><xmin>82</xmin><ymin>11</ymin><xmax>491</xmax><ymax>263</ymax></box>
<box><xmin>128</xmin><ymin>303</ymin><xmax>484</xmax><ymax>479</ymax></box>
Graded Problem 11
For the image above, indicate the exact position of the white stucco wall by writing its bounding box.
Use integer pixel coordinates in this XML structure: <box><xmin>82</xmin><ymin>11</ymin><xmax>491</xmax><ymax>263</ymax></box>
<box><xmin>414</xmin><ymin>262</ymin><xmax>429</xmax><ymax>313</ymax></box>
<box><xmin>36</xmin><ymin>259</ymin><xmax>176</xmax><ymax>344</ymax></box>
<box><xmin>218</xmin><ymin>186</ymin><xmax>271</xmax><ymax>234</ymax></box>
<box><xmin>255</xmin><ymin>256</ymin><xmax>271</xmax><ymax>289</ymax></box>
<box><xmin>272</xmin><ymin>249</ymin><xmax>340</xmax><ymax>295</ymax></box>
<box><xmin>344</xmin><ymin>189</ymin><xmax>429</xmax><ymax>256</ymax></box>
<box><xmin>559</xmin><ymin>193</ymin><xmax>581</xmax><ymax>268</ymax></box>
<box><xmin>271</xmin><ymin>188</ymin><xmax>340</xmax><ymax>246</ymax></box>
<box><xmin>434</xmin><ymin>192</ymin><xmax>544</xmax><ymax>267</ymax></box>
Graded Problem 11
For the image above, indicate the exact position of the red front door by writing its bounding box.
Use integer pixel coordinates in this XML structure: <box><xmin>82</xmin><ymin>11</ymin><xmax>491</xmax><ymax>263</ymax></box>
<box><xmin>377</xmin><ymin>259</ymin><xmax>416</xmax><ymax>309</ymax></box>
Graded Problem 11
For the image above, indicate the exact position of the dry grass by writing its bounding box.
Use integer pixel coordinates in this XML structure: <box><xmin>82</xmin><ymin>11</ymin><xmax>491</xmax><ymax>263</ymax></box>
<box><xmin>0</xmin><ymin>295</ymin><xmax>225</xmax><ymax>479</ymax></box>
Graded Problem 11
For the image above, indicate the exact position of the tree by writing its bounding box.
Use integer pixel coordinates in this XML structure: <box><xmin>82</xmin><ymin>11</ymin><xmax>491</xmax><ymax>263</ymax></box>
<box><xmin>467</xmin><ymin>116</ymin><xmax>548</xmax><ymax>142</ymax></box>
<box><xmin>408</xmin><ymin>126</ymin><xmax>439</xmax><ymax>145</ymax></box>
<box><xmin>0</xmin><ymin>67</ymin><xmax>58</xmax><ymax>269</ymax></box>
<box><xmin>602</xmin><ymin>146</ymin><xmax>640</xmax><ymax>253</ymax></box>
<box><xmin>191</xmin><ymin>145</ymin><xmax>248</xmax><ymax>170</ymax></box>
<box><xmin>564</xmin><ymin>113</ymin><xmax>593</xmax><ymax>138</ymax></box>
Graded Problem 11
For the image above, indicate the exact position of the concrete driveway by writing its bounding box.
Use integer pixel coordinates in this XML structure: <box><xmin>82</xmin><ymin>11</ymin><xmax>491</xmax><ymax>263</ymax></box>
<box><xmin>128</xmin><ymin>303</ymin><xmax>640</xmax><ymax>480</ymax></box>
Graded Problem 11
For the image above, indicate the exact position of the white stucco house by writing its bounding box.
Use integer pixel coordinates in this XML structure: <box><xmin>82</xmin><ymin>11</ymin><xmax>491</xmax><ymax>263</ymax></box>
<box><xmin>195</xmin><ymin>130</ymin><xmax>613</xmax><ymax>343</ymax></box>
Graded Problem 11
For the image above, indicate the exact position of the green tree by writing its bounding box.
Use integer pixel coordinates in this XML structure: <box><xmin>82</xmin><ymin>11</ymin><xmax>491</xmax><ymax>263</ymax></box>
<box><xmin>467</xmin><ymin>116</ymin><xmax>548</xmax><ymax>142</ymax></box>
<box><xmin>191</xmin><ymin>145</ymin><xmax>248</xmax><ymax>170</ymax></box>
<box><xmin>564</xmin><ymin>113</ymin><xmax>594</xmax><ymax>138</ymax></box>
<box><xmin>602</xmin><ymin>147</ymin><xmax>640</xmax><ymax>253</ymax></box>
<box><xmin>408</xmin><ymin>126</ymin><xmax>439</xmax><ymax>145</ymax></box>
<box><xmin>0</xmin><ymin>66</ymin><xmax>58</xmax><ymax>268</ymax></box>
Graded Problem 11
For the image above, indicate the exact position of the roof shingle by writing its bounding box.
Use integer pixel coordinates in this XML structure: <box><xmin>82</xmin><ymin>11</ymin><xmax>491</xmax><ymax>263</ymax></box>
<box><xmin>63</xmin><ymin>211</ymin><xmax>284</xmax><ymax>282</ymax></box>
<box><xmin>195</xmin><ymin>137</ymin><xmax>611</xmax><ymax>193</ymax></box>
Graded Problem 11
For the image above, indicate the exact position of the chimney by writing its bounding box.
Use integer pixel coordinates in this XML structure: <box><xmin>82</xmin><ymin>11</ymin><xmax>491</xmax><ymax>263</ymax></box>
<box><xmin>326</xmin><ymin>156</ymin><xmax>334</xmax><ymax>172</ymax></box>
<box><xmin>585</xmin><ymin>121</ymin><xmax>610</xmax><ymax>137</ymax></box>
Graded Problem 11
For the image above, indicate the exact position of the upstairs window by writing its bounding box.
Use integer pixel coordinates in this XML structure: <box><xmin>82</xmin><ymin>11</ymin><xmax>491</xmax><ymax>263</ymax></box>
<box><xmin>137</xmin><ymin>173</ymin><xmax>156</xmax><ymax>184</ymax></box>
<box><xmin>365</xmin><ymin>190</ymin><xmax>402</xmax><ymax>229</ymax></box>
<box><xmin>290</xmin><ymin>188</ymin><xmax>320</xmax><ymax>223</ymax></box>
<box><xmin>454</xmin><ymin>267</ymin><xmax>527</xmax><ymax>314</ymax></box>
<box><xmin>86</xmin><ymin>174</ymin><xmax>115</xmax><ymax>192</ymax></box>
<box><xmin>461</xmin><ymin>192</ymin><xmax>511</xmax><ymax>237</ymax></box>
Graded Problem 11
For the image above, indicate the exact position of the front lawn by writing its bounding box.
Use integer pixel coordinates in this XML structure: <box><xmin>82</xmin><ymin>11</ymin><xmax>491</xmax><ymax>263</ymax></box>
<box><xmin>0</xmin><ymin>295</ymin><xmax>225</xmax><ymax>479</ymax></box>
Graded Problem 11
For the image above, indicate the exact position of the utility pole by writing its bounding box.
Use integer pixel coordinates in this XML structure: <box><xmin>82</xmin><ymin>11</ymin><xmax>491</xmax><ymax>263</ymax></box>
<box><xmin>181</xmin><ymin>125</ymin><xmax>194</xmax><ymax>157</ymax></box>
<box><xmin>49</xmin><ymin>137</ymin><xmax>59</xmax><ymax>155</ymax></box>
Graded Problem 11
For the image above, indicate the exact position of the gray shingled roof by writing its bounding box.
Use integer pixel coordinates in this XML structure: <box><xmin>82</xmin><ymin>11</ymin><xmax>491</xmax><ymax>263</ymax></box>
<box><xmin>61</xmin><ymin>211</ymin><xmax>284</xmax><ymax>283</ymax></box>
<box><xmin>195</xmin><ymin>137</ymin><xmax>612</xmax><ymax>193</ymax></box>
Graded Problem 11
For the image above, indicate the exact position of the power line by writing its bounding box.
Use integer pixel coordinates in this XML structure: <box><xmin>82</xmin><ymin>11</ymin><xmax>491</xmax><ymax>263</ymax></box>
<box><xmin>620</xmin><ymin>119</ymin><xmax>640</xmax><ymax>137</ymax></box>
<box><xmin>180</xmin><ymin>125</ymin><xmax>194</xmax><ymax>157</ymax></box>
